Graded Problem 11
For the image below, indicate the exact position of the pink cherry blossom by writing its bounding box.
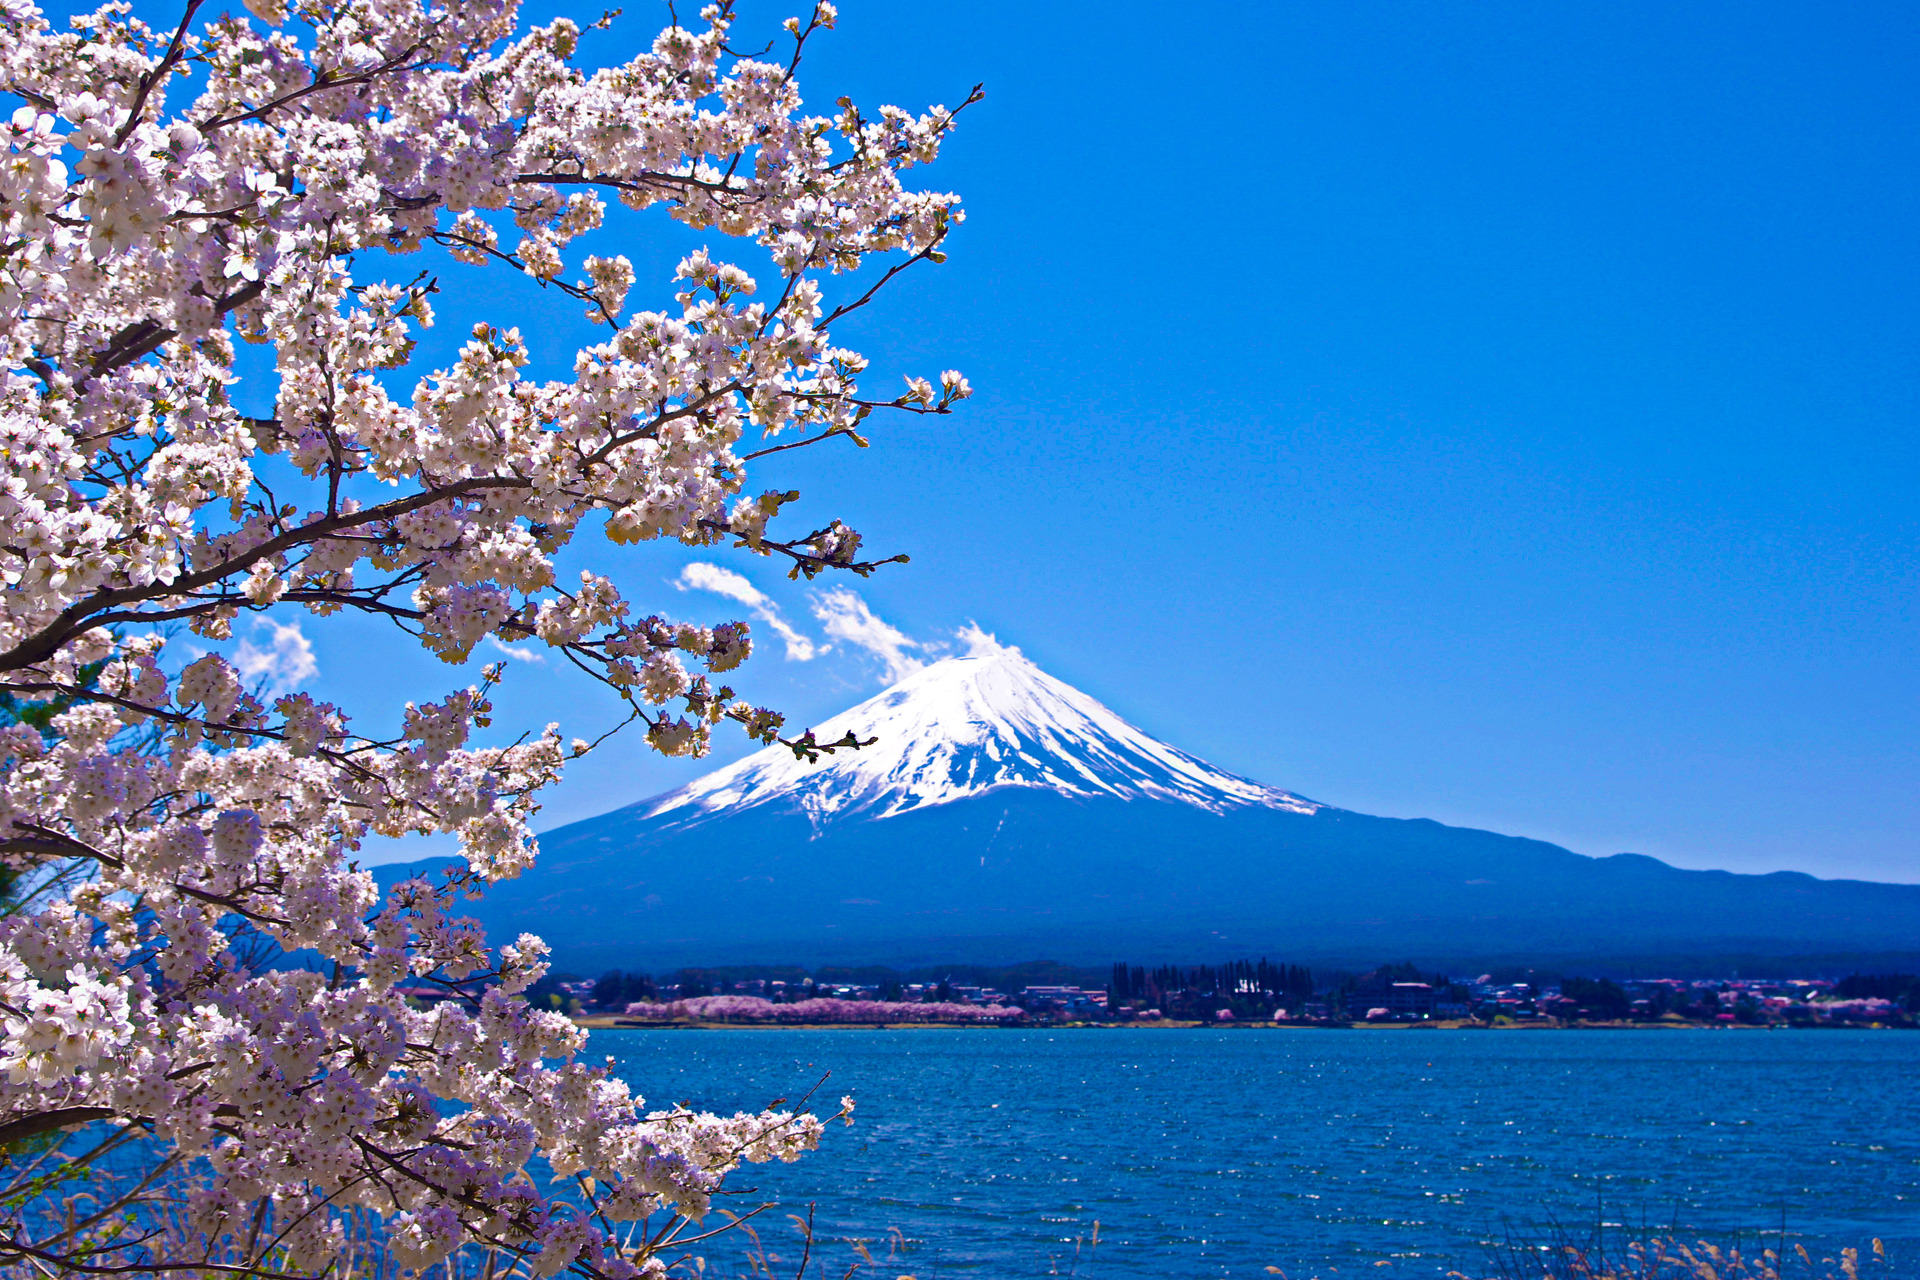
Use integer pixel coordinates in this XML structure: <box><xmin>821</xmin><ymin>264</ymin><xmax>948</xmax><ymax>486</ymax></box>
<box><xmin>625</xmin><ymin>995</ymin><xmax>1025</xmax><ymax>1024</ymax></box>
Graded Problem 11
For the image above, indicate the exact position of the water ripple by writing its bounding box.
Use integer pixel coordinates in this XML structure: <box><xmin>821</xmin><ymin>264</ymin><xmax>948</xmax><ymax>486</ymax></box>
<box><xmin>605</xmin><ymin>1028</ymin><xmax>1920</xmax><ymax>1278</ymax></box>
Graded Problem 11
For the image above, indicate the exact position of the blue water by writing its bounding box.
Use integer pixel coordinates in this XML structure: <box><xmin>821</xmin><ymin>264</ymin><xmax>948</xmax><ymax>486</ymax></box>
<box><xmin>603</xmin><ymin>1028</ymin><xmax>1920</xmax><ymax>1278</ymax></box>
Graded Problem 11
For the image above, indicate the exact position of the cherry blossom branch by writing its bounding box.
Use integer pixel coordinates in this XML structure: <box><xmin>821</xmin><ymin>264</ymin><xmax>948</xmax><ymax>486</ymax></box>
<box><xmin>196</xmin><ymin>47</ymin><xmax>433</xmax><ymax>133</ymax></box>
<box><xmin>0</xmin><ymin>475</ymin><xmax>529</xmax><ymax>671</ymax></box>
<box><xmin>112</xmin><ymin>1</ymin><xmax>204</xmax><ymax>148</ymax></box>
<box><xmin>85</xmin><ymin>280</ymin><xmax>264</xmax><ymax>379</ymax></box>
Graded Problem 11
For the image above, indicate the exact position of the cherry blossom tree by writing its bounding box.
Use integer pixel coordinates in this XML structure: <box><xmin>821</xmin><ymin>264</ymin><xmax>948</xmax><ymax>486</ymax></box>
<box><xmin>624</xmin><ymin>996</ymin><xmax>1024</xmax><ymax>1024</ymax></box>
<box><xmin>0</xmin><ymin>0</ymin><xmax>974</xmax><ymax>1273</ymax></box>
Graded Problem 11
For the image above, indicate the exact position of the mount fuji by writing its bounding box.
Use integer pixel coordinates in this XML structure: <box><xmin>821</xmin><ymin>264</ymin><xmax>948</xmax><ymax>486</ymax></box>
<box><xmin>386</xmin><ymin>641</ymin><xmax>1920</xmax><ymax>973</ymax></box>
<box><xmin>642</xmin><ymin>643</ymin><xmax>1319</xmax><ymax>828</ymax></box>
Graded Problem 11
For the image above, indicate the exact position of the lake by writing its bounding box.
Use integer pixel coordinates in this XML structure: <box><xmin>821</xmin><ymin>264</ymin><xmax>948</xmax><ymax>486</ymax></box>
<box><xmin>602</xmin><ymin>1027</ymin><xmax>1920</xmax><ymax>1278</ymax></box>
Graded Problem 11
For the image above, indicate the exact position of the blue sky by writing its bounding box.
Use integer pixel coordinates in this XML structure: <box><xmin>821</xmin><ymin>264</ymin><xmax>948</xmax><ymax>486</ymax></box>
<box><xmin>121</xmin><ymin>1</ymin><xmax>1920</xmax><ymax>880</ymax></box>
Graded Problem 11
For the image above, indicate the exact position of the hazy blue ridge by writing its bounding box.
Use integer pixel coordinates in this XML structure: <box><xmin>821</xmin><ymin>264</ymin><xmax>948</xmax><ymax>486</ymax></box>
<box><xmin>376</xmin><ymin>788</ymin><xmax>1920</xmax><ymax>974</ymax></box>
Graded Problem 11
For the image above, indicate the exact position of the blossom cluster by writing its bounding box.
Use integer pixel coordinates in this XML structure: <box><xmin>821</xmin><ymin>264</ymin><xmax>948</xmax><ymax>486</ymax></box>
<box><xmin>625</xmin><ymin>995</ymin><xmax>1025</xmax><ymax>1023</ymax></box>
<box><xmin>1812</xmin><ymin>998</ymin><xmax>1898</xmax><ymax>1019</ymax></box>
<box><xmin>0</xmin><ymin>0</ymin><xmax>967</xmax><ymax>1273</ymax></box>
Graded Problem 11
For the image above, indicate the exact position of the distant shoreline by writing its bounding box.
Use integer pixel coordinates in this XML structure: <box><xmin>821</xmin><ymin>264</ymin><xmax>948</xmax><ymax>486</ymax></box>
<box><xmin>575</xmin><ymin>1016</ymin><xmax>1910</xmax><ymax>1032</ymax></box>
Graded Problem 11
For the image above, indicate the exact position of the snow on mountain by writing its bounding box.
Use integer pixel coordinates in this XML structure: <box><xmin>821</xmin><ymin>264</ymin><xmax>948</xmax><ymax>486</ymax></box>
<box><xmin>643</xmin><ymin>637</ymin><xmax>1320</xmax><ymax>828</ymax></box>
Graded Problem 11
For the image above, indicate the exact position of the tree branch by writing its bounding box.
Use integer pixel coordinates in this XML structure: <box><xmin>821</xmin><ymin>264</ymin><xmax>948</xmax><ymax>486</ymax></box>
<box><xmin>112</xmin><ymin>1</ymin><xmax>204</xmax><ymax>148</ymax></box>
<box><xmin>0</xmin><ymin>1107</ymin><xmax>116</xmax><ymax>1148</ymax></box>
<box><xmin>0</xmin><ymin>474</ymin><xmax>531</xmax><ymax>674</ymax></box>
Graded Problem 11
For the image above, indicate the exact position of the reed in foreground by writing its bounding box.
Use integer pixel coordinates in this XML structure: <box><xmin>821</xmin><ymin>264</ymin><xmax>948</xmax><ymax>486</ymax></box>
<box><xmin>1457</xmin><ymin>1234</ymin><xmax>1890</xmax><ymax>1280</ymax></box>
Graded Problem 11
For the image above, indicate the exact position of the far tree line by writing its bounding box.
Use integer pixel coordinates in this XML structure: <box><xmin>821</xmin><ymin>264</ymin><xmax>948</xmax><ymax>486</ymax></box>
<box><xmin>525</xmin><ymin>962</ymin><xmax>1920</xmax><ymax>1024</ymax></box>
<box><xmin>1107</xmin><ymin>959</ymin><xmax>1470</xmax><ymax>1020</ymax></box>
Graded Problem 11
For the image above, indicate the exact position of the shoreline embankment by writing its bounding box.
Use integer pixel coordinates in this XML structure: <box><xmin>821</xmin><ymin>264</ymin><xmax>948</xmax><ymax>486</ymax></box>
<box><xmin>574</xmin><ymin>1016</ymin><xmax>1910</xmax><ymax>1032</ymax></box>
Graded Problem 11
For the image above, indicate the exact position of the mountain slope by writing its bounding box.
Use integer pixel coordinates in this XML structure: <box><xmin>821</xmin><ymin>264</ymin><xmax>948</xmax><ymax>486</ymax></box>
<box><xmin>384</xmin><ymin>644</ymin><xmax>1920</xmax><ymax>973</ymax></box>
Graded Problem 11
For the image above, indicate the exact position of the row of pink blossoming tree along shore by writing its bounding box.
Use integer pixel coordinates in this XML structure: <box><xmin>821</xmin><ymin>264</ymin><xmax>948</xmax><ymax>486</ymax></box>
<box><xmin>0</xmin><ymin>0</ymin><xmax>978</xmax><ymax>1274</ymax></box>
<box><xmin>624</xmin><ymin>996</ymin><xmax>1025</xmax><ymax>1024</ymax></box>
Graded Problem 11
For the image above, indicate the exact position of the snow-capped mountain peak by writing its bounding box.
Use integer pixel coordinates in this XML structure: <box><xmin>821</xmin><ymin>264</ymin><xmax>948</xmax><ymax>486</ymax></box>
<box><xmin>642</xmin><ymin>641</ymin><xmax>1319</xmax><ymax>828</ymax></box>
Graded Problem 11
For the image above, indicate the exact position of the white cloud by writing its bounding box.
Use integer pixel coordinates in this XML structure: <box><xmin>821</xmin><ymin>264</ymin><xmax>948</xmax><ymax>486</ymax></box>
<box><xmin>233</xmin><ymin>619</ymin><xmax>318</xmax><ymax>694</ymax></box>
<box><xmin>487</xmin><ymin>635</ymin><xmax>545</xmax><ymax>664</ymax></box>
<box><xmin>956</xmin><ymin>622</ymin><xmax>1019</xmax><ymax>659</ymax></box>
<box><xmin>675</xmin><ymin>562</ymin><xmax>820</xmax><ymax>661</ymax></box>
<box><xmin>752</xmin><ymin>610</ymin><xmax>823</xmax><ymax>664</ymax></box>
<box><xmin>679</xmin><ymin>562</ymin><xmax>765</xmax><ymax>608</ymax></box>
<box><xmin>811</xmin><ymin>587</ymin><xmax>924</xmax><ymax>683</ymax></box>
